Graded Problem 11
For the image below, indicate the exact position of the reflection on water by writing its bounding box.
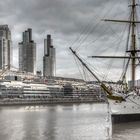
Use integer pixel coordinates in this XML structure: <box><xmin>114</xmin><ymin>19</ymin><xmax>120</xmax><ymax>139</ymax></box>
<box><xmin>112</xmin><ymin>121</ymin><xmax>140</xmax><ymax>140</ymax></box>
<box><xmin>0</xmin><ymin>103</ymin><xmax>139</xmax><ymax>140</ymax></box>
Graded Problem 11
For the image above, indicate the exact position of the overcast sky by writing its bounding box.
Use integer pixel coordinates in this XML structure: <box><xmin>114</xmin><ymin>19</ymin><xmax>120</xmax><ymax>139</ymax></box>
<box><xmin>1</xmin><ymin>0</ymin><xmax>140</xmax><ymax>81</ymax></box>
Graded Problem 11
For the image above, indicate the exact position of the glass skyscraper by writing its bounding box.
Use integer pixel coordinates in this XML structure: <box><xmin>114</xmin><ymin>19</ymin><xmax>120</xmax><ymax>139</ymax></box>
<box><xmin>43</xmin><ymin>35</ymin><xmax>55</xmax><ymax>77</ymax></box>
<box><xmin>19</xmin><ymin>28</ymin><xmax>36</xmax><ymax>74</ymax></box>
<box><xmin>0</xmin><ymin>25</ymin><xmax>12</xmax><ymax>70</ymax></box>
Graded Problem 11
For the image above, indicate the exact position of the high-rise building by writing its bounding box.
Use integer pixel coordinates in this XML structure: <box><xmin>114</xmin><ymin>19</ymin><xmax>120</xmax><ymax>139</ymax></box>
<box><xmin>19</xmin><ymin>28</ymin><xmax>36</xmax><ymax>74</ymax></box>
<box><xmin>43</xmin><ymin>35</ymin><xmax>55</xmax><ymax>77</ymax></box>
<box><xmin>0</xmin><ymin>25</ymin><xmax>12</xmax><ymax>70</ymax></box>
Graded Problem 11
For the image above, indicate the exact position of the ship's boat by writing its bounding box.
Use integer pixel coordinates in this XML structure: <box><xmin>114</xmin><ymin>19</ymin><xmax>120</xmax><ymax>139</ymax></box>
<box><xmin>70</xmin><ymin>0</ymin><xmax>140</xmax><ymax>123</ymax></box>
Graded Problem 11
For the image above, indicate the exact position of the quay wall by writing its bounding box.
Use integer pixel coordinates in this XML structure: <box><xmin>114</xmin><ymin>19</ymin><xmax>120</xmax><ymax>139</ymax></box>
<box><xmin>0</xmin><ymin>97</ymin><xmax>105</xmax><ymax>106</ymax></box>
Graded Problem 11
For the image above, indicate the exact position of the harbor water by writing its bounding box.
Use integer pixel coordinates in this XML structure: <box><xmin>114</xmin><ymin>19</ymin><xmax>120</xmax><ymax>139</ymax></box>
<box><xmin>0</xmin><ymin>103</ymin><xmax>139</xmax><ymax>140</ymax></box>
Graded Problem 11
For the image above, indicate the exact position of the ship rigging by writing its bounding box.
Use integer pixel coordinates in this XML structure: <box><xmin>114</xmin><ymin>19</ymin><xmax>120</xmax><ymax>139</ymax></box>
<box><xmin>70</xmin><ymin>0</ymin><xmax>140</xmax><ymax>123</ymax></box>
<box><xmin>89</xmin><ymin>0</ymin><xmax>140</xmax><ymax>90</ymax></box>
<box><xmin>71</xmin><ymin>0</ymin><xmax>140</xmax><ymax>91</ymax></box>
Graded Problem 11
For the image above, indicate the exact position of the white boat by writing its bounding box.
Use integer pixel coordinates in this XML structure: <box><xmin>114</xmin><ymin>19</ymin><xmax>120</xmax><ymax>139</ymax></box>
<box><xmin>70</xmin><ymin>0</ymin><xmax>140</xmax><ymax>123</ymax></box>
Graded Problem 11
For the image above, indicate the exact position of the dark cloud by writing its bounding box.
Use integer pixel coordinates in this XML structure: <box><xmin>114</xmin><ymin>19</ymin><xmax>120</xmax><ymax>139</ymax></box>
<box><xmin>0</xmin><ymin>0</ymin><xmax>137</xmax><ymax>81</ymax></box>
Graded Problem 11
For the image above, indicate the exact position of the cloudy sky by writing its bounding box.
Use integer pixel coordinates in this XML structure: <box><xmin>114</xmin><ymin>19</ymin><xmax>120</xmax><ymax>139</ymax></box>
<box><xmin>1</xmin><ymin>0</ymin><xmax>140</xmax><ymax>81</ymax></box>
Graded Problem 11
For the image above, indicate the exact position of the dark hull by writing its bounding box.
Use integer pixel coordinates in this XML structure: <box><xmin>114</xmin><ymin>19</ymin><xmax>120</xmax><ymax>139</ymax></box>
<box><xmin>112</xmin><ymin>114</ymin><xmax>140</xmax><ymax>123</ymax></box>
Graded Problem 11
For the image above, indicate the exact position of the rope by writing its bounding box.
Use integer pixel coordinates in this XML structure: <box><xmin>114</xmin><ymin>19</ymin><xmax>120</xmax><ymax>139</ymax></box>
<box><xmin>126</xmin><ymin>95</ymin><xmax>140</xmax><ymax>106</ymax></box>
<box><xmin>120</xmin><ymin>58</ymin><xmax>131</xmax><ymax>81</ymax></box>
<box><xmin>103</xmin><ymin>23</ymin><xmax>129</xmax><ymax>81</ymax></box>
<box><xmin>73</xmin><ymin>0</ymin><xmax>124</xmax><ymax>52</ymax></box>
<box><xmin>73</xmin><ymin>54</ymin><xmax>85</xmax><ymax>80</ymax></box>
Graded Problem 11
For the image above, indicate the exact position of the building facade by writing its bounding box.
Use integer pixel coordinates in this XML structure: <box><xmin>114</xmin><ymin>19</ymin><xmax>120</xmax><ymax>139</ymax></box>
<box><xmin>0</xmin><ymin>25</ymin><xmax>12</xmax><ymax>70</ymax></box>
<box><xmin>43</xmin><ymin>35</ymin><xmax>55</xmax><ymax>77</ymax></box>
<box><xmin>19</xmin><ymin>28</ymin><xmax>36</xmax><ymax>74</ymax></box>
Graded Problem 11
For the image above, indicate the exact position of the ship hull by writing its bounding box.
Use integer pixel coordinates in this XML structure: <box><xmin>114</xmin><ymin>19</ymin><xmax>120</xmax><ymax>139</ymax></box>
<box><xmin>112</xmin><ymin>113</ymin><xmax>140</xmax><ymax>123</ymax></box>
<box><xmin>109</xmin><ymin>94</ymin><xmax>140</xmax><ymax>123</ymax></box>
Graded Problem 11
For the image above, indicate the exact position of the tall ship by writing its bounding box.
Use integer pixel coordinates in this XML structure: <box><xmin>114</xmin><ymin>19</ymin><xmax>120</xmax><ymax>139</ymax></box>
<box><xmin>70</xmin><ymin>0</ymin><xmax>140</xmax><ymax>123</ymax></box>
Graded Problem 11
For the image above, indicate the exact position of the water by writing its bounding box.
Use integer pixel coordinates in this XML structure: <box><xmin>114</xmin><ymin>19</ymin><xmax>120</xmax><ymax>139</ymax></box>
<box><xmin>112</xmin><ymin>122</ymin><xmax>140</xmax><ymax>140</ymax></box>
<box><xmin>0</xmin><ymin>103</ymin><xmax>139</xmax><ymax>140</ymax></box>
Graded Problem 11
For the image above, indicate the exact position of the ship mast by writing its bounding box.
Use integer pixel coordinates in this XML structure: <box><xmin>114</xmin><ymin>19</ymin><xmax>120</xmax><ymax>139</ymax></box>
<box><xmin>89</xmin><ymin>0</ymin><xmax>140</xmax><ymax>89</ymax></box>
<box><xmin>131</xmin><ymin>0</ymin><xmax>136</xmax><ymax>88</ymax></box>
